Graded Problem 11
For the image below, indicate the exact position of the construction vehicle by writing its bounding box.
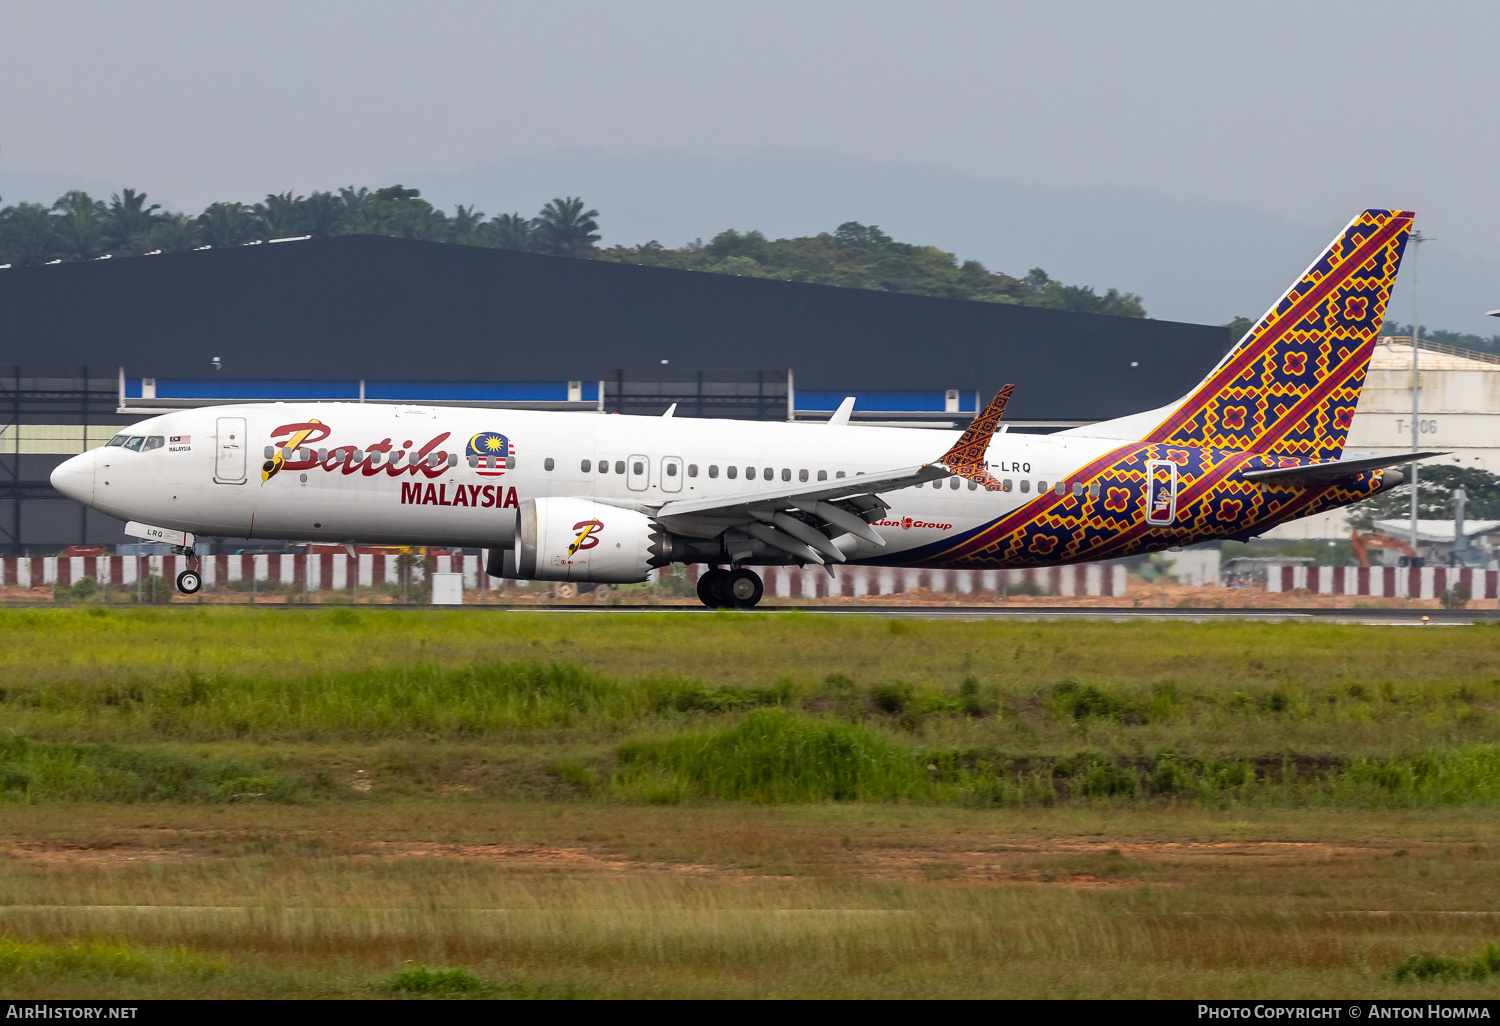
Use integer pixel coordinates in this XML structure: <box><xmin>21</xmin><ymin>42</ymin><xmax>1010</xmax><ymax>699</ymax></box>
<box><xmin>1350</xmin><ymin>531</ymin><xmax>1419</xmax><ymax>568</ymax></box>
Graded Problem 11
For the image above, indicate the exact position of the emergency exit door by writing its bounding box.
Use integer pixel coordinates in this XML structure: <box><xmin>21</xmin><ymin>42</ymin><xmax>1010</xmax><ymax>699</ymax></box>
<box><xmin>627</xmin><ymin>454</ymin><xmax>650</xmax><ymax>491</ymax></box>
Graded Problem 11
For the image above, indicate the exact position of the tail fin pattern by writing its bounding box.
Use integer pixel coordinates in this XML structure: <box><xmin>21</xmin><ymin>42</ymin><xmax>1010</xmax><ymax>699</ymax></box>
<box><xmin>1146</xmin><ymin>208</ymin><xmax>1413</xmax><ymax>462</ymax></box>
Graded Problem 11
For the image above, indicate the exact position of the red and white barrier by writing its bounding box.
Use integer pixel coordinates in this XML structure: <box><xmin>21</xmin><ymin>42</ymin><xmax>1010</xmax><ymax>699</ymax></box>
<box><xmin>1</xmin><ymin>554</ymin><xmax>431</xmax><ymax>591</ymax></box>
<box><xmin>7</xmin><ymin>554</ymin><xmax>1128</xmax><ymax>599</ymax></box>
<box><xmin>722</xmin><ymin>564</ymin><xmax>1128</xmax><ymax>599</ymax></box>
<box><xmin>1267</xmin><ymin>564</ymin><xmax>1499</xmax><ymax>600</ymax></box>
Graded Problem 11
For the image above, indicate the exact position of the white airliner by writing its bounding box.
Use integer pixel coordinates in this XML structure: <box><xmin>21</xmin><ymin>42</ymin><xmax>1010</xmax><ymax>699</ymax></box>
<box><xmin>50</xmin><ymin>209</ymin><xmax>1439</xmax><ymax>607</ymax></box>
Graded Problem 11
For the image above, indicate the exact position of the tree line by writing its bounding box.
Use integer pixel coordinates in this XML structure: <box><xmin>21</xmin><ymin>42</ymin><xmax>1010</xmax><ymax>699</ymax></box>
<box><xmin>1381</xmin><ymin>321</ymin><xmax>1500</xmax><ymax>357</ymax></box>
<box><xmin>1348</xmin><ymin>463</ymin><xmax>1500</xmax><ymax>530</ymax></box>
<box><xmin>0</xmin><ymin>184</ymin><xmax>1151</xmax><ymax>316</ymax></box>
<box><xmin>0</xmin><ymin>186</ymin><xmax>600</xmax><ymax>263</ymax></box>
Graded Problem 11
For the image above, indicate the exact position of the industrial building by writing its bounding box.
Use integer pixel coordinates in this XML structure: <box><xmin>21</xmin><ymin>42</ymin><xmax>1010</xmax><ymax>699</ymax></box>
<box><xmin>1265</xmin><ymin>336</ymin><xmax>1500</xmax><ymax>543</ymax></box>
<box><xmin>0</xmin><ymin>234</ymin><xmax>1236</xmax><ymax>552</ymax></box>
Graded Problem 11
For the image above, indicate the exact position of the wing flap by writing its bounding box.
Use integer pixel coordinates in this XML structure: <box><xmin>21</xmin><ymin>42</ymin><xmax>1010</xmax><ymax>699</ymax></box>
<box><xmin>653</xmin><ymin>464</ymin><xmax>947</xmax><ymax>562</ymax></box>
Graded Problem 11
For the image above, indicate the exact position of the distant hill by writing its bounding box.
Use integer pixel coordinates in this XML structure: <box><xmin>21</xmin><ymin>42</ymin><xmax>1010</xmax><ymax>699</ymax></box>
<box><xmin>600</xmin><ymin>222</ymin><xmax>1145</xmax><ymax>316</ymax></box>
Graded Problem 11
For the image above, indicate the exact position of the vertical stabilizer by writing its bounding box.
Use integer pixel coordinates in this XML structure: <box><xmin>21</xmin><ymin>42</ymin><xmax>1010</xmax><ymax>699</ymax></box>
<box><xmin>1144</xmin><ymin>208</ymin><xmax>1412</xmax><ymax>461</ymax></box>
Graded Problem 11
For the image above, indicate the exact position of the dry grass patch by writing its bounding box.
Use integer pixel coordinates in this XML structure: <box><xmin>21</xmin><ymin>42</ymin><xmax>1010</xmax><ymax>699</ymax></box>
<box><xmin>1</xmin><ymin>804</ymin><xmax>1499</xmax><ymax>997</ymax></box>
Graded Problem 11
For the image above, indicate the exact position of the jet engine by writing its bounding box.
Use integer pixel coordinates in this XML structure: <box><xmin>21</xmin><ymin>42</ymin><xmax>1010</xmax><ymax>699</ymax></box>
<box><xmin>514</xmin><ymin>497</ymin><xmax>662</xmax><ymax>583</ymax></box>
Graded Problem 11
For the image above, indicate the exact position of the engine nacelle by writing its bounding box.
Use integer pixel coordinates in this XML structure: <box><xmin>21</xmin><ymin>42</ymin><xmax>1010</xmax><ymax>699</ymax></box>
<box><xmin>514</xmin><ymin>497</ymin><xmax>658</xmax><ymax>583</ymax></box>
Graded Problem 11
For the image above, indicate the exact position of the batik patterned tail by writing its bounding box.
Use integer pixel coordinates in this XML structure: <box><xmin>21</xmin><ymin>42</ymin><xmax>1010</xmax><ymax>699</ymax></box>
<box><xmin>939</xmin><ymin>384</ymin><xmax>1013</xmax><ymax>489</ymax></box>
<box><xmin>1145</xmin><ymin>209</ymin><xmax>1412</xmax><ymax>462</ymax></box>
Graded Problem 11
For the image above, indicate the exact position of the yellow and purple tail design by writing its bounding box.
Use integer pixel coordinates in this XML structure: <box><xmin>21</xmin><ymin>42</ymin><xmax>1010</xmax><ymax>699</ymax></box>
<box><xmin>1146</xmin><ymin>208</ymin><xmax>1413</xmax><ymax>462</ymax></box>
<box><xmin>939</xmin><ymin>384</ymin><xmax>1013</xmax><ymax>489</ymax></box>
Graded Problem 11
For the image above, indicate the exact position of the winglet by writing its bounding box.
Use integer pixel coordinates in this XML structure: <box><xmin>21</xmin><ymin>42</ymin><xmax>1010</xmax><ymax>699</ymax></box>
<box><xmin>828</xmin><ymin>397</ymin><xmax>855</xmax><ymax>426</ymax></box>
<box><xmin>938</xmin><ymin>385</ymin><xmax>1013</xmax><ymax>490</ymax></box>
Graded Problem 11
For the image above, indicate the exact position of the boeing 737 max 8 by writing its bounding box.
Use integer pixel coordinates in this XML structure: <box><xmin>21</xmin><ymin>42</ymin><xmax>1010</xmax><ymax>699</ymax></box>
<box><xmin>50</xmin><ymin>209</ymin><xmax>1442</xmax><ymax>607</ymax></box>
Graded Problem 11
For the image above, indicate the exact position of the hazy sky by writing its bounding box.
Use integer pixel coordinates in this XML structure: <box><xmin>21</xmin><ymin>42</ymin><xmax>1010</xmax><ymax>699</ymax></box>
<box><xmin>2</xmin><ymin>1</ymin><xmax>1496</xmax><ymax>329</ymax></box>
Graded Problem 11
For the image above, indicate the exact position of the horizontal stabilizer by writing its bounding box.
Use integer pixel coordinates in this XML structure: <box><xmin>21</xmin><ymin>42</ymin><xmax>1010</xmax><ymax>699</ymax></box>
<box><xmin>1241</xmin><ymin>451</ymin><xmax>1448</xmax><ymax>483</ymax></box>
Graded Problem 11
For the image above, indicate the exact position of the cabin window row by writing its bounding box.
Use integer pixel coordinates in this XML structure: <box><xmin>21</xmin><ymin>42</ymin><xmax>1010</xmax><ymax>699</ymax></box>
<box><xmin>555</xmin><ymin>459</ymin><xmax>1100</xmax><ymax>499</ymax></box>
<box><xmin>573</xmin><ymin>460</ymin><xmax>855</xmax><ymax>482</ymax></box>
<box><xmin>924</xmin><ymin>478</ymin><xmax>1102</xmax><ymax>497</ymax></box>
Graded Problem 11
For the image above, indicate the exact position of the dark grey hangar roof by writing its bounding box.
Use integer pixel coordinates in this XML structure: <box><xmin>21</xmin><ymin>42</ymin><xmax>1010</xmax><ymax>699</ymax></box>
<box><xmin>0</xmin><ymin>234</ymin><xmax>1230</xmax><ymax>422</ymax></box>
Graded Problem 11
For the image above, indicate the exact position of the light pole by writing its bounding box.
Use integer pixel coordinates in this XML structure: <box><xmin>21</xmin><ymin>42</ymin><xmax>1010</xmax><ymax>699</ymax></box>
<box><xmin>1408</xmin><ymin>231</ymin><xmax>1432</xmax><ymax>555</ymax></box>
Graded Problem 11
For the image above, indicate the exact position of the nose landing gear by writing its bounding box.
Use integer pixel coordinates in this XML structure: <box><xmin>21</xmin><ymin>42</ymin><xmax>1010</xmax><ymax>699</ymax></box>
<box><xmin>696</xmin><ymin>567</ymin><xmax>764</xmax><ymax>609</ymax></box>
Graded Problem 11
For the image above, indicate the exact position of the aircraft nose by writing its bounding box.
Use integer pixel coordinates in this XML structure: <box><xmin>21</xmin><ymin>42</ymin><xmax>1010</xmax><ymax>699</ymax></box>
<box><xmin>50</xmin><ymin>451</ymin><xmax>96</xmax><ymax>505</ymax></box>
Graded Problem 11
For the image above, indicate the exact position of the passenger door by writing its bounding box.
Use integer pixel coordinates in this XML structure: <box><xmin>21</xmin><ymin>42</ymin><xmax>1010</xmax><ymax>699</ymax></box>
<box><xmin>214</xmin><ymin>417</ymin><xmax>247</xmax><ymax>484</ymax></box>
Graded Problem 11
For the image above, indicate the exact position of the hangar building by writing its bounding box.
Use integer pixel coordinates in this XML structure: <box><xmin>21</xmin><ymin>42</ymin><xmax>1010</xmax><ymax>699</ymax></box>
<box><xmin>0</xmin><ymin>234</ymin><xmax>1233</xmax><ymax>553</ymax></box>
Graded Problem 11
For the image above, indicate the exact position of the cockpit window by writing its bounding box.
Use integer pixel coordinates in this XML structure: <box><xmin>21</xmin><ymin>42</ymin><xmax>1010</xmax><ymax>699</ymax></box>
<box><xmin>123</xmin><ymin>436</ymin><xmax>145</xmax><ymax>451</ymax></box>
<box><xmin>105</xmin><ymin>435</ymin><xmax>127</xmax><ymax>447</ymax></box>
<box><xmin>141</xmin><ymin>436</ymin><xmax>164</xmax><ymax>451</ymax></box>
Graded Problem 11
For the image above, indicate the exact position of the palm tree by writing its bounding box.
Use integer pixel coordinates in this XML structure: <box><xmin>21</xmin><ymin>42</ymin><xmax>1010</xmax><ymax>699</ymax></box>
<box><xmin>0</xmin><ymin>202</ymin><xmax>60</xmax><ymax>265</ymax></box>
<box><xmin>104</xmin><ymin>189</ymin><xmax>162</xmax><ymax>254</ymax></box>
<box><xmin>51</xmin><ymin>191</ymin><xmax>108</xmax><ymax>261</ymax></box>
<box><xmin>533</xmin><ymin>197</ymin><xmax>599</xmax><ymax>257</ymax></box>
<box><xmin>486</xmin><ymin>213</ymin><xmax>536</xmax><ymax>252</ymax></box>
<box><xmin>196</xmin><ymin>202</ymin><xmax>257</xmax><ymax>247</ymax></box>
<box><xmin>146</xmin><ymin>214</ymin><xmax>200</xmax><ymax>253</ymax></box>
<box><xmin>337</xmin><ymin>186</ymin><xmax>371</xmax><ymax>229</ymax></box>
<box><xmin>449</xmin><ymin>204</ymin><xmax>487</xmax><ymax>245</ymax></box>
<box><xmin>301</xmin><ymin>191</ymin><xmax>345</xmax><ymax>237</ymax></box>
<box><xmin>255</xmin><ymin>191</ymin><xmax>306</xmax><ymax>238</ymax></box>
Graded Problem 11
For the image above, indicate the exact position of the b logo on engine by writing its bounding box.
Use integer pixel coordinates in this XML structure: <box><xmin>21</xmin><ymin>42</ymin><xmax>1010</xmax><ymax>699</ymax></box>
<box><xmin>568</xmin><ymin>519</ymin><xmax>603</xmax><ymax>555</ymax></box>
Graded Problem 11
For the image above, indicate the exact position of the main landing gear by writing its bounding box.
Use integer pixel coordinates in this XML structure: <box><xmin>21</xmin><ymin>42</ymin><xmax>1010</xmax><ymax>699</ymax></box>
<box><xmin>696</xmin><ymin>567</ymin><xmax>764</xmax><ymax>609</ymax></box>
<box><xmin>174</xmin><ymin>547</ymin><xmax>202</xmax><ymax>594</ymax></box>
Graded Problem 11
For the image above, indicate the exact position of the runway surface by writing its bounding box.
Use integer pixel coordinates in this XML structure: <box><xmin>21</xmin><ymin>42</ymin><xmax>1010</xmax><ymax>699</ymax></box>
<box><xmin>6</xmin><ymin>601</ymin><xmax>1494</xmax><ymax>625</ymax></box>
<box><xmin>495</xmin><ymin>604</ymin><xmax>1500</xmax><ymax>626</ymax></box>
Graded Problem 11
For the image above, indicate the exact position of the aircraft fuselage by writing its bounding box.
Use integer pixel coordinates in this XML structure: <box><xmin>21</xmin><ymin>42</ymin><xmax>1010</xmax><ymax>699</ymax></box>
<box><xmin>51</xmin><ymin>402</ymin><xmax>1384</xmax><ymax>571</ymax></box>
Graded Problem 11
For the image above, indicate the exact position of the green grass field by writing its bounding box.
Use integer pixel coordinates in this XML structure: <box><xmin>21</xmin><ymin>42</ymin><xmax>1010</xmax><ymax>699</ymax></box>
<box><xmin>2</xmin><ymin>607</ymin><xmax>1499</xmax><ymax>997</ymax></box>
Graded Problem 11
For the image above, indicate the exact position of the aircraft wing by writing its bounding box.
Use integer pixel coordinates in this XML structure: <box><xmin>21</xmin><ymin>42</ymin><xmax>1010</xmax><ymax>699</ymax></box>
<box><xmin>650</xmin><ymin>385</ymin><xmax>1016</xmax><ymax>566</ymax></box>
<box><xmin>1241</xmin><ymin>451</ymin><xmax>1448</xmax><ymax>483</ymax></box>
<box><xmin>653</xmin><ymin>463</ymin><xmax>950</xmax><ymax>562</ymax></box>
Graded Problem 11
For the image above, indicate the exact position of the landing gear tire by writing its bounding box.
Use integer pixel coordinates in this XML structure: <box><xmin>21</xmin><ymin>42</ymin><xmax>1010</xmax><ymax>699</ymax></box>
<box><xmin>697</xmin><ymin>568</ymin><xmax>729</xmax><ymax>608</ymax></box>
<box><xmin>175</xmin><ymin>570</ymin><xmax>201</xmax><ymax>595</ymax></box>
<box><xmin>726</xmin><ymin>568</ymin><xmax>763</xmax><ymax>608</ymax></box>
